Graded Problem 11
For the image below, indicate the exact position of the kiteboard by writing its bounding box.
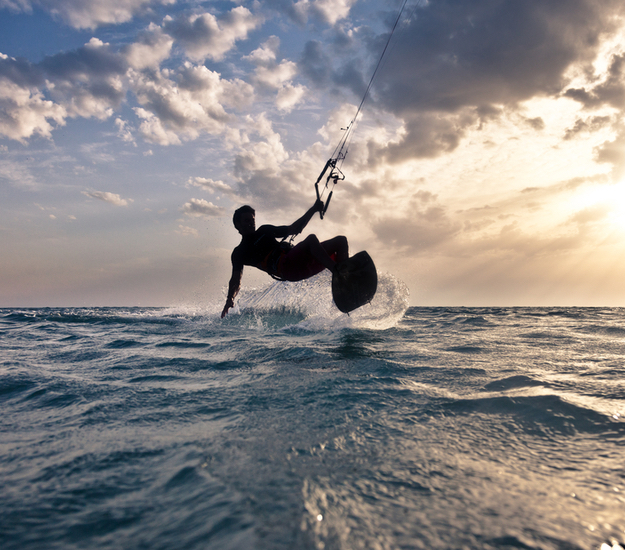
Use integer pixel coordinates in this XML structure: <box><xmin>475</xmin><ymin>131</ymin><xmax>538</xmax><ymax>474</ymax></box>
<box><xmin>332</xmin><ymin>251</ymin><xmax>377</xmax><ymax>313</ymax></box>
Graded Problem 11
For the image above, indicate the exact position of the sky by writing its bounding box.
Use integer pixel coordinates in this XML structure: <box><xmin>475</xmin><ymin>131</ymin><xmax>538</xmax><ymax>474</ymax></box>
<box><xmin>2</xmin><ymin>0</ymin><xmax>625</xmax><ymax>307</ymax></box>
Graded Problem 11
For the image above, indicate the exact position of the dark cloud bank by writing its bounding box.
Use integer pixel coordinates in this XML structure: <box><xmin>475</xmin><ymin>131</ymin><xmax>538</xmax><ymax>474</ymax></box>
<box><xmin>299</xmin><ymin>0</ymin><xmax>625</xmax><ymax>163</ymax></box>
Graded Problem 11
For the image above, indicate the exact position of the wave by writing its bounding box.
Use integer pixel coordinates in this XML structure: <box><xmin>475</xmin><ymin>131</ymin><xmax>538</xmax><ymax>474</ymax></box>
<box><xmin>1</xmin><ymin>308</ymin><xmax>180</xmax><ymax>327</ymax></box>
<box><xmin>441</xmin><ymin>392</ymin><xmax>625</xmax><ymax>438</ymax></box>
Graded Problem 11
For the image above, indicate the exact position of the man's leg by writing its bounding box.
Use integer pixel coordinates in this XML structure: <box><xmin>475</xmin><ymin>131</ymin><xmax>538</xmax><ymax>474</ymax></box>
<box><xmin>320</xmin><ymin>236</ymin><xmax>349</xmax><ymax>263</ymax></box>
<box><xmin>300</xmin><ymin>234</ymin><xmax>349</xmax><ymax>270</ymax></box>
<box><xmin>277</xmin><ymin>234</ymin><xmax>350</xmax><ymax>281</ymax></box>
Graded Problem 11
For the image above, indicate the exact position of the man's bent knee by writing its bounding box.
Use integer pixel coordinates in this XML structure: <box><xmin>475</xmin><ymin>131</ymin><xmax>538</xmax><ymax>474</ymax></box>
<box><xmin>304</xmin><ymin>234</ymin><xmax>321</xmax><ymax>245</ymax></box>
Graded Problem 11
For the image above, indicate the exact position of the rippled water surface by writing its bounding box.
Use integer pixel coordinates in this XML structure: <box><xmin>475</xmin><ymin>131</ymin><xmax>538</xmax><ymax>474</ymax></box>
<box><xmin>1</xmin><ymin>279</ymin><xmax>624</xmax><ymax>549</ymax></box>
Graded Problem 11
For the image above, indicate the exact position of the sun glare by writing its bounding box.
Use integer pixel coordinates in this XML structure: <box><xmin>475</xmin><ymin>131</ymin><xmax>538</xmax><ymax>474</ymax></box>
<box><xmin>569</xmin><ymin>181</ymin><xmax>625</xmax><ymax>234</ymax></box>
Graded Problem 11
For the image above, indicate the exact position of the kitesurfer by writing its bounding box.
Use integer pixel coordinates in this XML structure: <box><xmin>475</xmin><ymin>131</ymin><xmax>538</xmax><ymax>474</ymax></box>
<box><xmin>221</xmin><ymin>200</ymin><xmax>348</xmax><ymax>318</ymax></box>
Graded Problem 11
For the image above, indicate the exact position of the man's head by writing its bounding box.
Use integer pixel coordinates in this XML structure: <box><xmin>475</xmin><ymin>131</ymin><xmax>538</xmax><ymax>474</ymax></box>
<box><xmin>233</xmin><ymin>205</ymin><xmax>255</xmax><ymax>235</ymax></box>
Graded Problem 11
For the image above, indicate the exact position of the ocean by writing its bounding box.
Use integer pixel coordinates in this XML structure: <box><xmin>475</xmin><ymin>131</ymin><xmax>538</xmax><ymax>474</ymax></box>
<box><xmin>1</xmin><ymin>271</ymin><xmax>624</xmax><ymax>550</ymax></box>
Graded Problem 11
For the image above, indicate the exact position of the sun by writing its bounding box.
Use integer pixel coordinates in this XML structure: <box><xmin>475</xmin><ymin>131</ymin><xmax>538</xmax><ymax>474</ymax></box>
<box><xmin>568</xmin><ymin>180</ymin><xmax>625</xmax><ymax>235</ymax></box>
<box><xmin>600</xmin><ymin>181</ymin><xmax>625</xmax><ymax>234</ymax></box>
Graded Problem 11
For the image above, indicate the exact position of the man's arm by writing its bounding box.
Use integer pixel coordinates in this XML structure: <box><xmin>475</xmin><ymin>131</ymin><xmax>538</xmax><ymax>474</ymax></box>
<box><xmin>221</xmin><ymin>267</ymin><xmax>243</xmax><ymax>318</ymax></box>
<box><xmin>272</xmin><ymin>200</ymin><xmax>324</xmax><ymax>239</ymax></box>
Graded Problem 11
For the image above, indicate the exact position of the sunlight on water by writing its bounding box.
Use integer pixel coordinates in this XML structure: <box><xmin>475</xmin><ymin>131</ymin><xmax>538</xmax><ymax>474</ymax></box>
<box><xmin>2</xmin><ymin>306</ymin><xmax>624</xmax><ymax>550</ymax></box>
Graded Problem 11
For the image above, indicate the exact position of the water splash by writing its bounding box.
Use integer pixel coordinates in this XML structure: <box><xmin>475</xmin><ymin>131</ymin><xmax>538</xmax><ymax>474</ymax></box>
<box><xmin>234</xmin><ymin>271</ymin><xmax>409</xmax><ymax>330</ymax></box>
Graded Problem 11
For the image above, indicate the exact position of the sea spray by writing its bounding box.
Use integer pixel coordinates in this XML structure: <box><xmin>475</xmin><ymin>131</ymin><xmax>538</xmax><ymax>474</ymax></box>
<box><xmin>234</xmin><ymin>271</ymin><xmax>410</xmax><ymax>331</ymax></box>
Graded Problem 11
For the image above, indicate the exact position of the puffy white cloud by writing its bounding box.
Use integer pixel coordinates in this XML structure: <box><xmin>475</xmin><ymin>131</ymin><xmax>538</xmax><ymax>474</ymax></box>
<box><xmin>1</xmin><ymin>39</ymin><xmax>254</xmax><ymax>144</ymax></box>
<box><xmin>252</xmin><ymin>58</ymin><xmax>305</xmax><ymax>111</ymax></box>
<box><xmin>41</xmin><ymin>38</ymin><xmax>128</xmax><ymax>120</ymax></box>
<box><xmin>245</xmin><ymin>36</ymin><xmax>306</xmax><ymax>112</ymax></box>
<box><xmin>162</xmin><ymin>6</ymin><xmax>262</xmax><ymax>61</ymax></box>
<box><xmin>0</xmin><ymin>76</ymin><xmax>67</xmax><ymax>141</ymax></box>
<box><xmin>253</xmin><ymin>60</ymin><xmax>298</xmax><ymax>90</ymax></box>
<box><xmin>228</xmin><ymin>113</ymin><xmax>332</xmax><ymax>209</ymax></box>
<box><xmin>263</xmin><ymin>0</ymin><xmax>356</xmax><ymax>25</ymax></box>
<box><xmin>276</xmin><ymin>83</ymin><xmax>305</xmax><ymax>111</ymax></box>
<box><xmin>129</xmin><ymin>63</ymin><xmax>253</xmax><ymax>145</ymax></box>
<box><xmin>133</xmin><ymin>107</ymin><xmax>181</xmax><ymax>146</ymax></box>
<box><xmin>0</xmin><ymin>0</ymin><xmax>176</xmax><ymax>29</ymax></box>
<box><xmin>293</xmin><ymin>0</ymin><xmax>357</xmax><ymax>25</ymax></box>
<box><xmin>0</xmin><ymin>3</ymin><xmax>260</xmax><ymax>143</ymax></box>
<box><xmin>234</xmin><ymin>113</ymin><xmax>289</xmax><ymax>174</ymax></box>
<box><xmin>181</xmin><ymin>198</ymin><xmax>226</xmax><ymax>217</ymax></box>
<box><xmin>0</xmin><ymin>37</ymin><xmax>131</xmax><ymax>140</ymax></box>
<box><xmin>244</xmin><ymin>36</ymin><xmax>280</xmax><ymax>66</ymax></box>
<box><xmin>124</xmin><ymin>25</ymin><xmax>174</xmax><ymax>70</ymax></box>
<box><xmin>177</xmin><ymin>63</ymin><xmax>254</xmax><ymax>110</ymax></box>
<box><xmin>83</xmin><ymin>190</ymin><xmax>132</xmax><ymax>206</ymax></box>
<box><xmin>0</xmin><ymin>3</ymin><xmax>276</xmax><ymax>145</ymax></box>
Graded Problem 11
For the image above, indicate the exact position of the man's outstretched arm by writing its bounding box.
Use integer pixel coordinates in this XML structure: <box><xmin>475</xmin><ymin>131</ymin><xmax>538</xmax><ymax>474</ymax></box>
<box><xmin>273</xmin><ymin>200</ymin><xmax>324</xmax><ymax>239</ymax></box>
<box><xmin>221</xmin><ymin>268</ymin><xmax>242</xmax><ymax>318</ymax></box>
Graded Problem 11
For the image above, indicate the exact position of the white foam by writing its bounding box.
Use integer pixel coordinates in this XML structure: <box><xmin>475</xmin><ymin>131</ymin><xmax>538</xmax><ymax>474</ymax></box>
<box><xmin>235</xmin><ymin>271</ymin><xmax>410</xmax><ymax>331</ymax></box>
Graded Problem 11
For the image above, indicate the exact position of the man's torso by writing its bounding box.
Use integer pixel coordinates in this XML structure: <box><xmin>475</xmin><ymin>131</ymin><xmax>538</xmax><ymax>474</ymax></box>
<box><xmin>231</xmin><ymin>225</ymin><xmax>280</xmax><ymax>272</ymax></box>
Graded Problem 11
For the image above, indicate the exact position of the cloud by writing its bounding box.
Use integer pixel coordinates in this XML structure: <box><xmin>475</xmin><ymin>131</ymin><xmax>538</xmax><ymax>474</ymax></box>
<box><xmin>176</xmin><ymin>224</ymin><xmax>199</xmax><ymax>237</ymax></box>
<box><xmin>311</xmin><ymin>0</ymin><xmax>625</xmax><ymax>162</ymax></box>
<box><xmin>181</xmin><ymin>198</ymin><xmax>226</xmax><ymax>217</ymax></box>
<box><xmin>188</xmin><ymin>177</ymin><xmax>240</xmax><ymax>200</ymax></box>
<box><xmin>0</xmin><ymin>10</ymin><xmax>255</xmax><ymax>143</ymax></box>
<box><xmin>124</xmin><ymin>25</ymin><xmax>174</xmax><ymax>70</ymax></box>
<box><xmin>0</xmin><ymin>53</ymin><xmax>67</xmax><ymax>141</ymax></box>
<box><xmin>162</xmin><ymin>6</ymin><xmax>262</xmax><ymax>62</ymax></box>
<box><xmin>594</xmin><ymin>122</ymin><xmax>625</xmax><ymax>180</ymax></box>
<box><xmin>115</xmin><ymin>117</ymin><xmax>135</xmax><ymax>144</ymax></box>
<box><xmin>0</xmin><ymin>157</ymin><xmax>40</xmax><ymax>188</ymax></box>
<box><xmin>83</xmin><ymin>190</ymin><xmax>132</xmax><ymax>206</ymax></box>
<box><xmin>133</xmin><ymin>107</ymin><xmax>181</xmax><ymax>145</ymax></box>
<box><xmin>299</xmin><ymin>40</ymin><xmax>333</xmax><ymax>88</ymax></box>
<box><xmin>0</xmin><ymin>76</ymin><xmax>67</xmax><ymax>141</ymax></box>
<box><xmin>0</xmin><ymin>38</ymin><xmax>130</xmax><ymax>141</ymax></box>
<box><xmin>234</xmin><ymin>114</ymin><xmax>289</xmax><ymax>172</ymax></box>
<box><xmin>297</xmin><ymin>0</ymin><xmax>358</xmax><ymax>26</ymax></box>
<box><xmin>568</xmin><ymin>204</ymin><xmax>611</xmax><ymax>226</ymax></box>
<box><xmin>379</xmin><ymin>0</ymin><xmax>624</xmax><ymax>115</ymax></box>
<box><xmin>222</xmin><ymin>112</ymin><xmax>337</xmax><ymax>210</ymax></box>
<box><xmin>41</xmin><ymin>38</ymin><xmax>128</xmax><ymax>120</ymax></box>
<box><xmin>565</xmin><ymin>53</ymin><xmax>625</xmax><ymax>110</ymax></box>
<box><xmin>264</xmin><ymin>0</ymin><xmax>357</xmax><ymax>26</ymax></box>
<box><xmin>373</xmin><ymin>198</ymin><xmax>462</xmax><ymax>253</ymax></box>
<box><xmin>253</xmin><ymin>60</ymin><xmax>298</xmax><ymax>91</ymax></box>
<box><xmin>244</xmin><ymin>35</ymin><xmax>280</xmax><ymax>66</ymax></box>
<box><xmin>564</xmin><ymin>115</ymin><xmax>612</xmax><ymax>140</ymax></box>
<box><xmin>245</xmin><ymin>36</ymin><xmax>306</xmax><ymax>112</ymax></box>
<box><xmin>276</xmin><ymin>83</ymin><xmax>305</xmax><ymax>111</ymax></box>
<box><xmin>129</xmin><ymin>63</ymin><xmax>253</xmax><ymax>145</ymax></box>
<box><xmin>0</xmin><ymin>0</ymin><xmax>176</xmax><ymax>29</ymax></box>
<box><xmin>379</xmin><ymin>111</ymin><xmax>470</xmax><ymax>163</ymax></box>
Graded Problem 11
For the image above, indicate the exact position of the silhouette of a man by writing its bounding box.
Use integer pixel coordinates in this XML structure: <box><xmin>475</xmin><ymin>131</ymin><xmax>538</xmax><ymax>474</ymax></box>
<box><xmin>221</xmin><ymin>200</ymin><xmax>348</xmax><ymax>318</ymax></box>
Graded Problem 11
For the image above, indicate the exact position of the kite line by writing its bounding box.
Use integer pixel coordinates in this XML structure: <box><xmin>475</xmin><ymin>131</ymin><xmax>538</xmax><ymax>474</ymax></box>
<box><xmin>314</xmin><ymin>0</ymin><xmax>412</xmax><ymax>219</ymax></box>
